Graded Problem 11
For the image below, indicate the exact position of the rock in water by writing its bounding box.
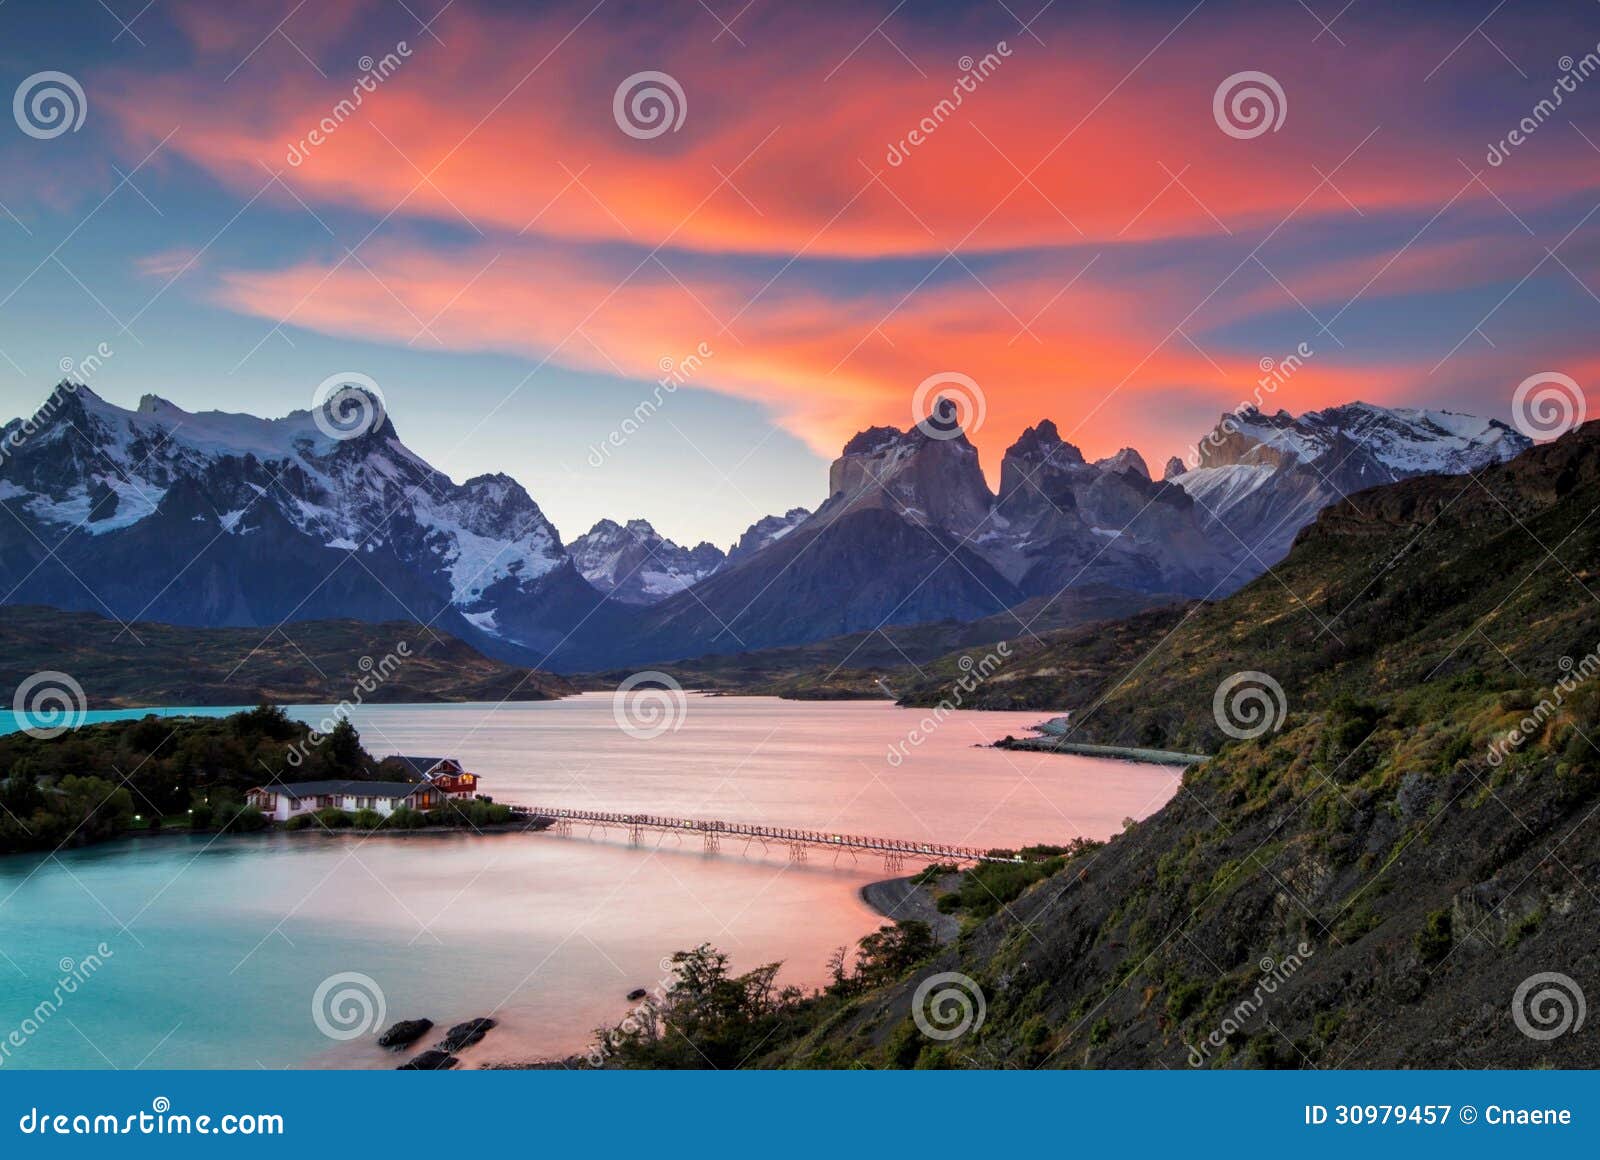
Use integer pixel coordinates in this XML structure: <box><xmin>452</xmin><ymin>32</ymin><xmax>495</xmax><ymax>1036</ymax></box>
<box><xmin>626</xmin><ymin>988</ymin><xmax>648</xmax><ymax>1001</ymax></box>
<box><xmin>397</xmin><ymin>1049</ymin><xmax>457</xmax><ymax>1071</ymax></box>
<box><xmin>377</xmin><ymin>1018</ymin><xmax>433</xmax><ymax>1049</ymax></box>
<box><xmin>435</xmin><ymin>1017</ymin><xmax>497</xmax><ymax>1052</ymax></box>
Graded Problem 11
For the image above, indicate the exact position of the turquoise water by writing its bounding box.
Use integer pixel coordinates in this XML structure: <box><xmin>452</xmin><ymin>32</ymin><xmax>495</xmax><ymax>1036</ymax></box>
<box><xmin>0</xmin><ymin>697</ymin><xmax>1181</xmax><ymax>1069</ymax></box>
<box><xmin>0</xmin><ymin>706</ymin><xmax>251</xmax><ymax>735</ymax></box>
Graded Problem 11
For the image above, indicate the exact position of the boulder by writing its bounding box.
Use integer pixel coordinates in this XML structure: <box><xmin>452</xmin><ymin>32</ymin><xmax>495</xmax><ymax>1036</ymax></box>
<box><xmin>397</xmin><ymin>1050</ymin><xmax>457</xmax><ymax>1071</ymax></box>
<box><xmin>377</xmin><ymin>1018</ymin><xmax>433</xmax><ymax>1050</ymax></box>
<box><xmin>435</xmin><ymin>1017</ymin><xmax>497</xmax><ymax>1052</ymax></box>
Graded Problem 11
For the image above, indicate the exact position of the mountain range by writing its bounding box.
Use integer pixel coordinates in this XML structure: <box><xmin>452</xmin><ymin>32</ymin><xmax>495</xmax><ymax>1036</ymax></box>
<box><xmin>0</xmin><ymin>383</ymin><xmax>1527</xmax><ymax>672</ymax></box>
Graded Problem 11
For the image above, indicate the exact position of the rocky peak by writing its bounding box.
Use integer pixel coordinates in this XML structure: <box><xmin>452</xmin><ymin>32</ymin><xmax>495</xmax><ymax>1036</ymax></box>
<box><xmin>727</xmin><ymin>507</ymin><xmax>811</xmax><ymax>564</ymax></box>
<box><xmin>568</xmin><ymin>517</ymin><xmax>725</xmax><ymax>605</ymax></box>
<box><xmin>1094</xmin><ymin>447</ymin><xmax>1150</xmax><ymax>480</ymax></box>
<box><xmin>1003</xmin><ymin>419</ymin><xmax>1086</xmax><ymax>466</ymax></box>
<box><xmin>825</xmin><ymin>422</ymin><xmax>990</xmax><ymax>538</ymax></box>
<box><xmin>1163</xmin><ymin>456</ymin><xmax>1187</xmax><ymax>480</ymax></box>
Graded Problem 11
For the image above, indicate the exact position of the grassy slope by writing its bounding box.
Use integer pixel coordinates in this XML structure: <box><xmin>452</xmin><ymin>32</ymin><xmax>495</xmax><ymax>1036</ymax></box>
<box><xmin>766</xmin><ymin>423</ymin><xmax>1600</xmax><ymax>1068</ymax></box>
<box><xmin>0</xmin><ymin>607</ymin><xmax>572</xmax><ymax>707</ymax></box>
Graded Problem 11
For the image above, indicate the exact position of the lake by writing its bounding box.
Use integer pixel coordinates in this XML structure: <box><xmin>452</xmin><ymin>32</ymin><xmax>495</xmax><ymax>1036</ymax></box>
<box><xmin>0</xmin><ymin>695</ymin><xmax>1181</xmax><ymax>1069</ymax></box>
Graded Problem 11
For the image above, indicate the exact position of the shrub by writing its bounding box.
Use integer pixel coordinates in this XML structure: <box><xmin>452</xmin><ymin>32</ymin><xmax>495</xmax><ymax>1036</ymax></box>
<box><xmin>227</xmin><ymin>805</ymin><xmax>267</xmax><ymax>833</ymax></box>
<box><xmin>312</xmin><ymin>807</ymin><xmax>352</xmax><ymax>829</ymax></box>
<box><xmin>386</xmin><ymin>807</ymin><xmax>425</xmax><ymax>829</ymax></box>
<box><xmin>283</xmin><ymin>814</ymin><xmax>313</xmax><ymax>831</ymax></box>
<box><xmin>351</xmin><ymin>808</ymin><xmax>384</xmax><ymax>830</ymax></box>
<box><xmin>1415</xmin><ymin>907</ymin><xmax>1453</xmax><ymax>965</ymax></box>
<box><xmin>188</xmin><ymin>805</ymin><xmax>213</xmax><ymax>830</ymax></box>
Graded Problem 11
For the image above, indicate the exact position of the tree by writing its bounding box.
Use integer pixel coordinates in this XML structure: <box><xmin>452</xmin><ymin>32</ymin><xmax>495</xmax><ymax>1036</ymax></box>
<box><xmin>325</xmin><ymin>719</ymin><xmax>362</xmax><ymax>772</ymax></box>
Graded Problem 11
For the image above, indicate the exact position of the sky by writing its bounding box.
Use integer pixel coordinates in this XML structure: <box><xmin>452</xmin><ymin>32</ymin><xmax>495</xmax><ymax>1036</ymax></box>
<box><xmin>0</xmin><ymin>0</ymin><xmax>1598</xmax><ymax>547</ymax></box>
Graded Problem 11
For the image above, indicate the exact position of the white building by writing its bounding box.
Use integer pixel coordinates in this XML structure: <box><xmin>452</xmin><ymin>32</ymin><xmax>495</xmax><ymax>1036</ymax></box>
<box><xmin>245</xmin><ymin>779</ymin><xmax>444</xmax><ymax>822</ymax></box>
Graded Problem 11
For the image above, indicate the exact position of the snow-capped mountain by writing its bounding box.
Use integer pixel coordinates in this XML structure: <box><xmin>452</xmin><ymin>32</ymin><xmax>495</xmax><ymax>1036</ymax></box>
<box><xmin>0</xmin><ymin>383</ymin><xmax>612</xmax><ymax>665</ymax></box>
<box><xmin>1175</xmin><ymin>402</ymin><xmax>1530</xmax><ymax>571</ymax></box>
<box><xmin>568</xmin><ymin>518</ymin><xmax>725</xmax><ymax>604</ymax></box>
<box><xmin>726</xmin><ymin>506</ymin><xmax>810</xmax><ymax>565</ymax></box>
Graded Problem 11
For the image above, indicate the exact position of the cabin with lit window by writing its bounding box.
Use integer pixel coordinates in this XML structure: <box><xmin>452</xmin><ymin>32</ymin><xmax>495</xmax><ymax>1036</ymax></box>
<box><xmin>247</xmin><ymin>756</ymin><xmax>482</xmax><ymax>822</ymax></box>
<box><xmin>392</xmin><ymin>756</ymin><xmax>479</xmax><ymax>800</ymax></box>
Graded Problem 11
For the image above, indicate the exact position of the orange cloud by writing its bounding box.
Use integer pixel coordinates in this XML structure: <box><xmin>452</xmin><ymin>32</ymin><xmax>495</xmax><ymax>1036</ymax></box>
<box><xmin>105</xmin><ymin>3</ymin><xmax>1599</xmax><ymax>260</ymax></box>
<box><xmin>214</xmin><ymin>235</ymin><xmax>1426</xmax><ymax>473</ymax></box>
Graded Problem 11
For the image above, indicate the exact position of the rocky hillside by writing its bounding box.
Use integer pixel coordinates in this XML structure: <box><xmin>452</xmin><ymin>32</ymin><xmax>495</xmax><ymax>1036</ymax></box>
<box><xmin>771</xmin><ymin>422</ymin><xmax>1600</xmax><ymax>1068</ymax></box>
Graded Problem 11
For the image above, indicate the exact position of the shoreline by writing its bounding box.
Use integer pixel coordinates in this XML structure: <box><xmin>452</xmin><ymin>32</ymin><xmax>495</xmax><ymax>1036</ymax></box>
<box><xmin>860</xmin><ymin>875</ymin><xmax>960</xmax><ymax>943</ymax></box>
<box><xmin>996</xmin><ymin>736</ymin><xmax>1208</xmax><ymax>766</ymax></box>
